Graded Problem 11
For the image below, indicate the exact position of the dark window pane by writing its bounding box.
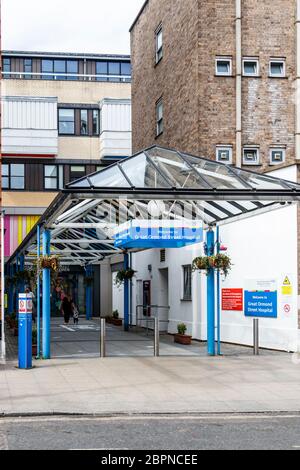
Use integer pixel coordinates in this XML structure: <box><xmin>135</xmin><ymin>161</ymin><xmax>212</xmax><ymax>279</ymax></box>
<box><xmin>121</xmin><ymin>62</ymin><xmax>131</xmax><ymax>76</ymax></box>
<box><xmin>42</xmin><ymin>60</ymin><xmax>53</xmax><ymax>79</ymax></box>
<box><xmin>108</xmin><ymin>62</ymin><xmax>120</xmax><ymax>82</ymax></box>
<box><xmin>67</xmin><ymin>60</ymin><xmax>78</xmax><ymax>80</ymax></box>
<box><xmin>80</xmin><ymin>110</ymin><xmax>88</xmax><ymax>135</ymax></box>
<box><xmin>70</xmin><ymin>166</ymin><xmax>86</xmax><ymax>182</ymax></box>
<box><xmin>92</xmin><ymin>110</ymin><xmax>99</xmax><ymax>135</ymax></box>
<box><xmin>96</xmin><ymin>61</ymin><xmax>108</xmax><ymax>81</ymax></box>
<box><xmin>3</xmin><ymin>58</ymin><xmax>11</xmax><ymax>77</ymax></box>
<box><xmin>24</xmin><ymin>58</ymin><xmax>32</xmax><ymax>79</ymax></box>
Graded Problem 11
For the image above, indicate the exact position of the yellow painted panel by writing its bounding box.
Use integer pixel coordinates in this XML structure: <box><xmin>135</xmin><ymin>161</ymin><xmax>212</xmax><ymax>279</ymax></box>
<box><xmin>18</xmin><ymin>216</ymin><xmax>23</xmax><ymax>245</ymax></box>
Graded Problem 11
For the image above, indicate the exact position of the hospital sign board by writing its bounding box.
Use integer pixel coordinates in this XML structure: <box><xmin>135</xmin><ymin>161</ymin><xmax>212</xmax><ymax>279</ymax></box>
<box><xmin>244</xmin><ymin>279</ymin><xmax>278</xmax><ymax>319</ymax></box>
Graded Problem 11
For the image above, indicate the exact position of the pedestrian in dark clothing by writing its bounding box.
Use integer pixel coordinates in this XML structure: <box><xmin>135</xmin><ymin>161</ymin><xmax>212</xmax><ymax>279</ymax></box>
<box><xmin>61</xmin><ymin>296</ymin><xmax>72</xmax><ymax>324</ymax></box>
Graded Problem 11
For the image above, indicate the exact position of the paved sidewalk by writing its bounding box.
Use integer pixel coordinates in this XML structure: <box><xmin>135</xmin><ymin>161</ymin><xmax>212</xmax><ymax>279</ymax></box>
<box><xmin>1</xmin><ymin>352</ymin><xmax>300</xmax><ymax>415</ymax></box>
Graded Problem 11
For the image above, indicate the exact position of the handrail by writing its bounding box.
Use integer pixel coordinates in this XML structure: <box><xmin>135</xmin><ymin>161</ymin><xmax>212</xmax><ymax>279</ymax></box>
<box><xmin>2</xmin><ymin>71</ymin><xmax>131</xmax><ymax>81</ymax></box>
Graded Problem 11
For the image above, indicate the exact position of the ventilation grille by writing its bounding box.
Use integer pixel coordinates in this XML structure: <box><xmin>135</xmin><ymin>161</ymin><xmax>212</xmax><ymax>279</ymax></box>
<box><xmin>160</xmin><ymin>249</ymin><xmax>166</xmax><ymax>263</ymax></box>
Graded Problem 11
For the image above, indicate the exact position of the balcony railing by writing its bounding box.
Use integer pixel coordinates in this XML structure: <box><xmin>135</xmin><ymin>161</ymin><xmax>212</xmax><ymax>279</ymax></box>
<box><xmin>2</xmin><ymin>71</ymin><xmax>131</xmax><ymax>82</ymax></box>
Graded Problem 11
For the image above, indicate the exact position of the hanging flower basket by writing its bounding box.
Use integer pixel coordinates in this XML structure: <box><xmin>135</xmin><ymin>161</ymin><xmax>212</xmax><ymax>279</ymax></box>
<box><xmin>192</xmin><ymin>254</ymin><xmax>232</xmax><ymax>277</ymax></box>
<box><xmin>115</xmin><ymin>268</ymin><xmax>136</xmax><ymax>287</ymax></box>
<box><xmin>40</xmin><ymin>256</ymin><xmax>60</xmax><ymax>272</ymax></box>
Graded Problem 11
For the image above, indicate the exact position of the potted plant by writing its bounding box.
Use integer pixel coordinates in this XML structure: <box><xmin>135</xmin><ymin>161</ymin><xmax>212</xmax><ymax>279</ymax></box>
<box><xmin>174</xmin><ymin>323</ymin><xmax>192</xmax><ymax>345</ymax></box>
<box><xmin>32</xmin><ymin>327</ymin><xmax>38</xmax><ymax>356</ymax></box>
<box><xmin>192</xmin><ymin>254</ymin><xmax>232</xmax><ymax>277</ymax></box>
<box><xmin>115</xmin><ymin>268</ymin><xmax>136</xmax><ymax>288</ymax></box>
<box><xmin>40</xmin><ymin>255</ymin><xmax>60</xmax><ymax>272</ymax></box>
<box><xmin>112</xmin><ymin>310</ymin><xmax>122</xmax><ymax>326</ymax></box>
<box><xmin>104</xmin><ymin>314</ymin><xmax>113</xmax><ymax>324</ymax></box>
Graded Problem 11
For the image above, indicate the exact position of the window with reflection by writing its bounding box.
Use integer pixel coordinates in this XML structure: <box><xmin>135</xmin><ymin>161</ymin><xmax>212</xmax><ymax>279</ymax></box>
<box><xmin>93</xmin><ymin>110</ymin><xmax>100</xmax><ymax>135</ymax></box>
<box><xmin>96</xmin><ymin>61</ymin><xmax>108</xmax><ymax>81</ymax></box>
<box><xmin>42</xmin><ymin>59</ymin><xmax>54</xmax><ymax>79</ymax></box>
<box><xmin>59</xmin><ymin>109</ymin><xmax>75</xmax><ymax>135</ymax></box>
<box><xmin>80</xmin><ymin>110</ymin><xmax>88</xmax><ymax>135</ymax></box>
<box><xmin>108</xmin><ymin>62</ymin><xmax>120</xmax><ymax>82</ymax></box>
<box><xmin>24</xmin><ymin>59</ymin><xmax>32</xmax><ymax>79</ymax></box>
<box><xmin>2</xmin><ymin>163</ymin><xmax>25</xmax><ymax>189</ymax></box>
<box><xmin>70</xmin><ymin>166</ymin><xmax>86</xmax><ymax>182</ymax></box>
<box><xmin>3</xmin><ymin>58</ymin><xmax>11</xmax><ymax>77</ymax></box>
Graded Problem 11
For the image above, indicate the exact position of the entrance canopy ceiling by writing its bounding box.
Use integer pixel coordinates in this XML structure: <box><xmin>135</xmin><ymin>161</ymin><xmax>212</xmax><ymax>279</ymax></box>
<box><xmin>8</xmin><ymin>145</ymin><xmax>300</xmax><ymax>266</ymax></box>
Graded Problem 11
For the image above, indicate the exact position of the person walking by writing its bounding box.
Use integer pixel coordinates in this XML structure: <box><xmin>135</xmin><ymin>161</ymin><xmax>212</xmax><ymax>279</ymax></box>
<box><xmin>61</xmin><ymin>296</ymin><xmax>72</xmax><ymax>324</ymax></box>
<box><xmin>72</xmin><ymin>300</ymin><xmax>79</xmax><ymax>325</ymax></box>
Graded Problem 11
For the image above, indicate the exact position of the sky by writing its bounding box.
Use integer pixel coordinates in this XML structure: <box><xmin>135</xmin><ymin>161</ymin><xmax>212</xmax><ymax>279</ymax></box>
<box><xmin>2</xmin><ymin>0</ymin><xmax>145</xmax><ymax>54</ymax></box>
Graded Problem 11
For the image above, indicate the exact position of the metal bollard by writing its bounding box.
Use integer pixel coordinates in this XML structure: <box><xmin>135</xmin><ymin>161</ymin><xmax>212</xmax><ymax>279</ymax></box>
<box><xmin>154</xmin><ymin>317</ymin><xmax>159</xmax><ymax>357</ymax></box>
<box><xmin>100</xmin><ymin>318</ymin><xmax>106</xmax><ymax>358</ymax></box>
<box><xmin>253</xmin><ymin>319</ymin><xmax>259</xmax><ymax>355</ymax></box>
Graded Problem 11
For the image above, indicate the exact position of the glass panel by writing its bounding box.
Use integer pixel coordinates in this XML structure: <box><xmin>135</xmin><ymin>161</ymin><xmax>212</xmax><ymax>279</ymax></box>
<box><xmin>157</xmin><ymin>29</ymin><xmax>163</xmax><ymax>51</ymax></box>
<box><xmin>89</xmin><ymin>166</ymin><xmax>130</xmax><ymax>188</ymax></box>
<box><xmin>67</xmin><ymin>60</ymin><xmax>78</xmax><ymax>80</ymax></box>
<box><xmin>270</xmin><ymin>62</ymin><xmax>284</xmax><ymax>76</ymax></box>
<box><xmin>121</xmin><ymin>152</ymin><xmax>171</xmax><ymax>188</ymax></box>
<box><xmin>244</xmin><ymin>61</ymin><xmax>257</xmax><ymax>75</ymax></box>
<box><xmin>58</xmin><ymin>165</ymin><xmax>64</xmax><ymax>190</ymax></box>
<box><xmin>71</xmin><ymin>166</ymin><xmax>85</xmax><ymax>173</ymax></box>
<box><xmin>68</xmin><ymin>178</ymin><xmax>90</xmax><ymax>188</ymax></box>
<box><xmin>41</xmin><ymin>59</ymin><xmax>53</xmax><ymax>79</ymax></box>
<box><xmin>96</xmin><ymin>61</ymin><xmax>108</xmax><ymax>81</ymax></box>
<box><xmin>233</xmin><ymin>169</ymin><xmax>288</xmax><ymax>190</ymax></box>
<box><xmin>2</xmin><ymin>164</ymin><xmax>9</xmax><ymax>176</ymax></box>
<box><xmin>183</xmin><ymin>153</ymin><xmax>248</xmax><ymax>189</ymax></box>
<box><xmin>59</xmin><ymin>109</ymin><xmax>75</xmax><ymax>134</ymax></box>
<box><xmin>45</xmin><ymin>178</ymin><xmax>57</xmax><ymax>189</ymax></box>
<box><xmin>80</xmin><ymin>110</ymin><xmax>88</xmax><ymax>135</ymax></box>
<box><xmin>121</xmin><ymin>62</ymin><xmax>131</xmax><ymax>76</ymax></box>
<box><xmin>3</xmin><ymin>58</ymin><xmax>11</xmax><ymax>77</ymax></box>
<box><xmin>217</xmin><ymin>60</ymin><xmax>230</xmax><ymax>74</ymax></box>
<box><xmin>24</xmin><ymin>59</ymin><xmax>32</xmax><ymax>79</ymax></box>
<box><xmin>2</xmin><ymin>177</ymin><xmax>9</xmax><ymax>189</ymax></box>
<box><xmin>45</xmin><ymin>165</ymin><xmax>57</xmax><ymax>177</ymax></box>
<box><xmin>147</xmin><ymin>148</ymin><xmax>210</xmax><ymax>189</ymax></box>
<box><xmin>11</xmin><ymin>164</ymin><xmax>24</xmax><ymax>176</ymax></box>
<box><xmin>108</xmin><ymin>62</ymin><xmax>120</xmax><ymax>82</ymax></box>
<box><xmin>93</xmin><ymin>110</ymin><xmax>99</xmax><ymax>135</ymax></box>
<box><xmin>11</xmin><ymin>177</ymin><xmax>24</xmax><ymax>189</ymax></box>
<box><xmin>54</xmin><ymin>60</ymin><xmax>66</xmax><ymax>80</ymax></box>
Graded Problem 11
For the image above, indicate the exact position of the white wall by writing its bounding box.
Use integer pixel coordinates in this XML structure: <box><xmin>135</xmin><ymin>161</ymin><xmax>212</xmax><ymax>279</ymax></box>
<box><xmin>100</xmin><ymin>98</ymin><xmax>132</xmax><ymax>159</ymax></box>
<box><xmin>2</xmin><ymin>96</ymin><xmax>58</xmax><ymax>155</ymax></box>
<box><xmin>112</xmin><ymin>165</ymin><xmax>299</xmax><ymax>352</ymax></box>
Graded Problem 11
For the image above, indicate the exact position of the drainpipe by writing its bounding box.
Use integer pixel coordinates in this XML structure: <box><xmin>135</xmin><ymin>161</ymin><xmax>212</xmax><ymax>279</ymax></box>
<box><xmin>296</xmin><ymin>1</ymin><xmax>300</xmax><ymax>160</ymax></box>
<box><xmin>235</xmin><ymin>0</ymin><xmax>242</xmax><ymax>168</ymax></box>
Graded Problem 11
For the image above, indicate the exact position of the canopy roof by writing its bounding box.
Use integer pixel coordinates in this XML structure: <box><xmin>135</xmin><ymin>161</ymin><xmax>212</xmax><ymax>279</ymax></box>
<box><xmin>8</xmin><ymin>146</ymin><xmax>300</xmax><ymax>266</ymax></box>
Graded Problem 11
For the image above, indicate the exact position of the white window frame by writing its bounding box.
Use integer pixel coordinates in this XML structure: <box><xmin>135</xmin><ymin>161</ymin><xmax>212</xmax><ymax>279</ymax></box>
<box><xmin>215</xmin><ymin>57</ymin><xmax>232</xmax><ymax>76</ymax></box>
<box><xmin>243</xmin><ymin>147</ymin><xmax>260</xmax><ymax>166</ymax></box>
<box><xmin>269</xmin><ymin>148</ymin><xmax>286</xmax><ymax>165</ymax></box>
<box><xmin>182</xmin><ymin>265</ymin><xmax>192</xmax><ymax>301</ymax></box>
<box><xmin>156</xmin><ymin>99</ymin><xmax>163</xmax><ymax>136</ymax></box>
<box><xmin>242</xmin><ymin>58</ymin><xmax>259</xmax><ymax>77</ymax></box>
<box><xmin>269</xmin><ymin>59</ymin><xmax>286</xmax><ymax>78</ymax></box>
<box><xmin>216</xmin><ymin>146</ymin><xmax>233</xmax><ymax>164</ymax></box>
<box><xmin>155</xmin><ymin>25</ymin><xmax>163</xmax><ymax>63</ymax></box>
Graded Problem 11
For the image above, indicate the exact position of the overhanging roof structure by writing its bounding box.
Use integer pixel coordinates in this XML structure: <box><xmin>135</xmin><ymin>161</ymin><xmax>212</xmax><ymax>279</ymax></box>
<box><xmin>7</xmin><ymin>146</ymin><xmax>300</xmax><ymax>266</ymax></box>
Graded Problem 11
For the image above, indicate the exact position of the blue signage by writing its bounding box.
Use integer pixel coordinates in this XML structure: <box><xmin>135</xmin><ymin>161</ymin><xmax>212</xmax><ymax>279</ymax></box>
<box><xmin>114</xmin><ymin>220</ymin><xmax>203</xmax><ymax>249</ymax></box>
<box><xmin>244</xmin><ymin>291</ymin><xmax>278</xmax><ymax>318</ymax></box>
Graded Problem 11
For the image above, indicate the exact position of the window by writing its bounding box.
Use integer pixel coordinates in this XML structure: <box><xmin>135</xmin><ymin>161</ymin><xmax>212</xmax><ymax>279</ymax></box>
<box><xmin>44</xmin><ymin>165</ymin><xmax>64</xmax><ymax>190</ymax></box>
<box><xmin>41</xmin><ymin>59</ymin><xmax>54</xmax><ymax>80</ymax></box>
<box><xmin>24</xmin><ymin>59</ymin><xmax>32</xmax><ymax>79</ymax></box>
<box><xmin>66</xmin><ymin>60</ymin><xmax>78</xmax><ymax>80</ymax></box>
<box><xmin>54</xmin><ymin>60</ymin><xmax>67</xmax><ymax>80</ymax></box>
<box><xmin>3</xmin><ymin>58</ymin><xmax>11</xmax><ymax>77</ymax></box>
<box><xmin>108</xmin><ymin>62</ymin><xmax>121</xmax><ymax>82</ymax></box>
<box><xmin>92</xmin><ymin>110</ymin><xmax>100</xmax><ymax>135</ymax></box>
<box><xmin>59</xmin><ymin>109</ymin><xmax>75</xmax><ymax>135</ymax></box>
<box><xmin>96</xmin><ymin>61</ymin><xmax>108</xmax><ymax>81</ymax></box>
<box><xmin>269</xmin><ymin>59</ymin><xmax>286</xmax><ymax>78</ymax></box>
<box><xmin>121</xmin><ymin>62</ymin><xmax>131</xmax><ymax>82</ymax></box>
<box><xmin>156</xmin><ymin>99</ymin><xmax>163</xmax><ymax>136</ymax></box>
<box><xmin>270</xmin><ymin>148</ymin><xmax>285</xmax><ymax>165</ymax></box>
<box><xmin>182</xmin><ymin>265</ymin><xmax>192</xmax><ymax>301</ymax></box>
<box><xmin>80</xmin><ymin>110</ymin><xmax>88</xmax><ymax>135</ymax></box>
<box><xmin>216</xmin><ymin>146</ymin><xmax>233</xmax><ymax>164</ymax></box>
<box><xmin>243</xmin><ymin>58</ymin><xmax>259</xmax><ymax>77</ymax></box>
<box><xmin>160</xmin><ymin>249</ymin><xmax>166</xmax><ymax>263</ymax></box>
<box><xmin>70</xmin><ymin>166</ymin><xmax>85</xmax><ymax>182</ymax></box>
<box><xmin>156</xmin><ymin>25</ymin><xmax>163</xmax><ymax>63</ymax></box>
<box><xmin>2</xmin><ymin>164</ymin><xmax>25</xmax><ymax>189</ymax></box>
<box><xmin>216</xmin><ymin>57</ymin><xmax>232</xmax><ymax>76</ymax></box>
<box><xmin>243</xmin><ymin>147</ymin><xmax>260</xmax><ymax>165</ymax></box>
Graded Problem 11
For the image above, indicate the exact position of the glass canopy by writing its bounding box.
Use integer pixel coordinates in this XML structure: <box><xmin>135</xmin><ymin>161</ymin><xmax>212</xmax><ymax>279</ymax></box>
<box><xmin>67</xmin><ymin>146</ymin><xmax>298</xmax><ymax>194</ymax></box>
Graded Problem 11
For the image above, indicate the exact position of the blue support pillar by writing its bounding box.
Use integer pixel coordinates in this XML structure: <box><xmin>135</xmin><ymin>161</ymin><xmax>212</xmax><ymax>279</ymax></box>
<box><xmin>124</xmin><ymin>252</ymin><xmax>129</xmax><ymax>331</ymax></box>
<box><xmin>37</xmin><ymin>225</ymin><xmax>41</xmax><ymax>358</ymax></box>
<box><xmin>8</xmin><ymin>264</ymin><xmax>14</xmax><ymax>315</ymax></box>
<box><xmin>216</xmin><ymin>226</ymin><xmax>221</xmax><ymax>356</ymax></box>
<box><xmin>42</xmin><ymin>230</ymin><xmax>51</xmax><ymax>359</ymax></box>
<box><xmin>15</xmin><ymin>256</ymin><xmax>19</xmax><ymax>313</ymax></box>
<box><xmin>206</xmin><ymin>229</ymin><xmax>215</xmax><ymax>356</ymax></box>
<box><xmin>85</xmin><ymin>265</ymin><xmax>93</xmax><ymax>320</ymax></box>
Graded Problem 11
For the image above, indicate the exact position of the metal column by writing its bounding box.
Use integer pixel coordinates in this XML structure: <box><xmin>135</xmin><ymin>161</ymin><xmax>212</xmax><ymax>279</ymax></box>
<box><xmin>42</xmin><ymin>230</ymin><xmax>51</xmax><ymax>359</ymax></box>
<box><xmin>253</xmin><ymin>319</ymin><xmax>259</xmax><ymax>355</ymax></box>
<box><xmin>100</xmin><ymin>318</ymin><xmax>106</xmax><ymax>358</ymax></box>
<box><xmin>124</xmin><ymin>252</ymin><xmax>129</xmax><ymax>332</ymax></box>
<box><xmin>206</xmin><ymin>229</ymin><xmax>216</xmax><ymax>356</ymax></box>
<box><xmin>154</xmin><ymin>317</ymin><xmax>159</xmax><ymax>357</ymax></box>
<box><xmin>85</xmin><ymin>265</ymin><xmax>92</xmax><ymax>320</ymax></box>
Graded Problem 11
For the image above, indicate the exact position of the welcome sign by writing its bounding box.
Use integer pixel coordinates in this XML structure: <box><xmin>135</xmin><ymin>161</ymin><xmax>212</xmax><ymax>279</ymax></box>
<box><xmin>114</xmin><ymin>220</ymin><xmax>203</xmax><ymax>249</ymax></box>
<box><xmin>244</xmin><ymin>279</ymin><xmax>278</xmax><ymax>319</ymax></box>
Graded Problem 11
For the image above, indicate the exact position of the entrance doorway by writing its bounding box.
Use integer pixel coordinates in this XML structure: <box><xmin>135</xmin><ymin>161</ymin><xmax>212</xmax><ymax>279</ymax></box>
<box><xmin>158</xmin><ymin>268</ymin><xmax>169</xmax><ymax>332</ymax></box>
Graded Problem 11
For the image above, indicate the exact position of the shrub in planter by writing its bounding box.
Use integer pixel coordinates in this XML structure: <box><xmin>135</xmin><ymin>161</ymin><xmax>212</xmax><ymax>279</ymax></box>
<box><xmin>174</xmin><ymin>323</ymin><xmax>192</xmax><ymax>345</ymax></box>
<box><xmin>115</xmin><ymin>268</ymin><xmax>135</xmax><ymax>288</ymax></box>
<box><xmin>112</xmin><ymin>310</ymin><xmax>122</xmax><ymax>326</ymax></box>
